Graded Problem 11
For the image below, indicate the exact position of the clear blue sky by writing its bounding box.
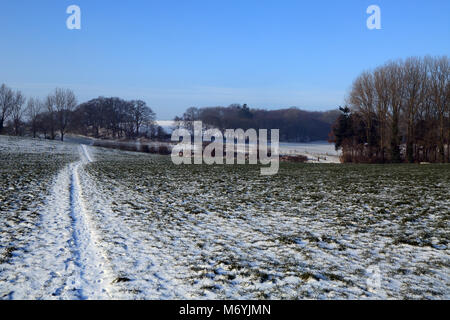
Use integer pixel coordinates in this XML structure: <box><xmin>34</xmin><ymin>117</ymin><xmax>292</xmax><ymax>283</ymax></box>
<box><xmin>1</xmin><ymin>0</ymin><xmax>449</xmax><ymax>119</ymax></box>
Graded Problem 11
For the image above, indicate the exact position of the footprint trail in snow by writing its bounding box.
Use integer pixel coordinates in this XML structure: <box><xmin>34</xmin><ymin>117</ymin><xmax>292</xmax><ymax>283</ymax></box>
<box><xmin>1</xmin><ymin>144</ymin><xmax>115</xmax><ymax>299</ymax></box>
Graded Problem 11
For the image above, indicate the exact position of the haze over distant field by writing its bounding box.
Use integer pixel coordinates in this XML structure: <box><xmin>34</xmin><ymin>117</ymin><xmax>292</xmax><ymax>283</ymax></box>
<box><xmin>1</xmin><ymin>0</ymin><xmax>449</xmax><ymax>119</ymax></box>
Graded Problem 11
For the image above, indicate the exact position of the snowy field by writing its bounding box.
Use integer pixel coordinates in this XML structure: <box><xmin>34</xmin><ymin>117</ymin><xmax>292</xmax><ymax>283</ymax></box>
<box><xmin>0</xmin><ymin>135</ymin><xmax>449</xmax><ymax>300</ymax></box>
<box><xmin>157</xmin><ymin>120</ymin><xmax>341</xmax><ymax>163</ymax></box>
<box><xmin>279</xmin><ymin>141</ymin><xmax>341</xmax><ymax>163</ymax></box>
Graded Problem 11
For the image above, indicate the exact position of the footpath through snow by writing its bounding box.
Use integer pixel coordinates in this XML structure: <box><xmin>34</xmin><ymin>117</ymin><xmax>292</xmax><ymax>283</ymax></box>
<box><xmin>2</xmin><ymin>144</ymin><xmax>116</xmax><ymax>299</ymax></box>
<box><xmin>65</xmin><ymin>145</ymin><xmax>114</xmax><ymax>299</ymax></box>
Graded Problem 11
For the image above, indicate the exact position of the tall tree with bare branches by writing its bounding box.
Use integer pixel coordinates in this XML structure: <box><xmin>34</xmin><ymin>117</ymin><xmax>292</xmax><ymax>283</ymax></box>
<box><xmin>54</xmin><ymin>88</ymin><xmax>77</xmax><ymax>141</ymax></box>
<box><xmin>27</xmin><ymin>97</ymin><xmax>43</xmax><ymax>138</ymax></box>
<box><xmin>11</xmin><ymin>91</ymin><xmax>26</xmax><ymax>136</ymax></box>
<box><xmin>0</xmin><ymin>84</ymin><xmax>14</xmax><ymax>134</ymax></box>
<box><xmin>45</xmin><ymin>94</ymin><xmax>57</xmax><ymax>140</ymax></box>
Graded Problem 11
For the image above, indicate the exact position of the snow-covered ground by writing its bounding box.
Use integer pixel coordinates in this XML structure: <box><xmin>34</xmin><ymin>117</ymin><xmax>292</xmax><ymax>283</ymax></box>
<box><xmin>156</xmin><ymin>120</ymin><xmax>341</xmax><ymax>163</ymax></box>
<box><xmin>279</xmin><ymin>141</ymin><xmax>341</xmax><ymax>163</ymax></box>
<box><xmin>0</xmin><ymin>135</ymin><xmax>448</xmax><ymax>299</ymax></box>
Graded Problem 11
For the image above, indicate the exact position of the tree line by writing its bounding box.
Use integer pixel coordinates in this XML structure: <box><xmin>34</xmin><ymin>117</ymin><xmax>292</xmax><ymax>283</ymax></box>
<box><xmin>74</xmin><ymin>97</ymin><xmax>158</xmax><ymax>139</ymax></box>
<box><xmin>331</xmin><ymin>56</ymin><xmax>449</xmax><ymax>163</ymax></box>
<box><xmin>0</xmin><ymin>84</ymin><xmax>160</xmax><ymax>141</ymax></box>
<box><xmin>174</xmin><ymin>105</ymin><xmax>340</xmax><ymax>142</ymax></box>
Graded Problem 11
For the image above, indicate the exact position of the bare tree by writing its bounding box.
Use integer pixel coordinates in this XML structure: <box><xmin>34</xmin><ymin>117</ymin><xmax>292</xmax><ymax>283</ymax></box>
<box><xmin>446</xmin><ymin>79</ymin><xmax>450</xmax><ymax>162</ymax></box>
<box><xmin>45</xmin><ymin>94</ymin><xmax>56</xmax><ymax>140</ymax></box>
<box><xmin>349</xmin><ymin>71</ymin><xmax>377</xmax><ymax>159</ymax></box>
<box><xmin>428</xmin><ymin>56</ymin><xmax>449</xmax><ymax>162</ymax></box>
<box><xmin>131</xmin><ymin>100</ymin><xmax>156</xmax><ymax>137</ymax></box>
<box><xmin>0</xmin><ymin>84</ymin><xmax>14</xmax><ymax>134</ymax></box>
<box><xmin>182</xmin><ymin>107</ymin><xmax>200</xmax><ymax>134</ymax></box>
<box><xmin>11</xmin><ymin>91</ymin><xmax>26</xmax><ymax>136</ymax></box>
<box><xmin>27</xmin><ymin>97</ymin><xmax>43</xmax><ymax>138</ymax></box>
<box><xmin>402</xmin><ymin>57</ymin><xmax>426</xmax><ymax>162</ymax></box>
<box><xmin>374</xmin><ymin>66</ymin><xmax>390</xmax><ymax>161</ymax></box>
<box><xmin>386</xmin><ymin>61</ymin><xmax>405</xmax><ymax>162</ymax></box>
<box><xmin>54</xmin><ymin>88</ymin><xmax>77</xmax><ymax>141</ymax></box>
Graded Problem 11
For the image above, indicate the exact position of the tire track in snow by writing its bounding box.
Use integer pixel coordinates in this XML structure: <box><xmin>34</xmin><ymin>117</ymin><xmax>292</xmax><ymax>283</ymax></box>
<box><xmin>65</xmin><ymin>145</ymin><xmax>114</xmax><ymax>299</ymax></box>
<box><xmin>81</xmin><ymin>144</ymin><xmax>93</xmax><ymax>162</ymax></box>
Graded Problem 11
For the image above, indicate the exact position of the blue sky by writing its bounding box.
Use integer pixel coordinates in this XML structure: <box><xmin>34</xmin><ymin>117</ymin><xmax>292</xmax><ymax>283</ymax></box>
<box><xmin>1</xmin><ymin>0</ymin><xmax>449</xmax><ymax>119</ymax></box>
